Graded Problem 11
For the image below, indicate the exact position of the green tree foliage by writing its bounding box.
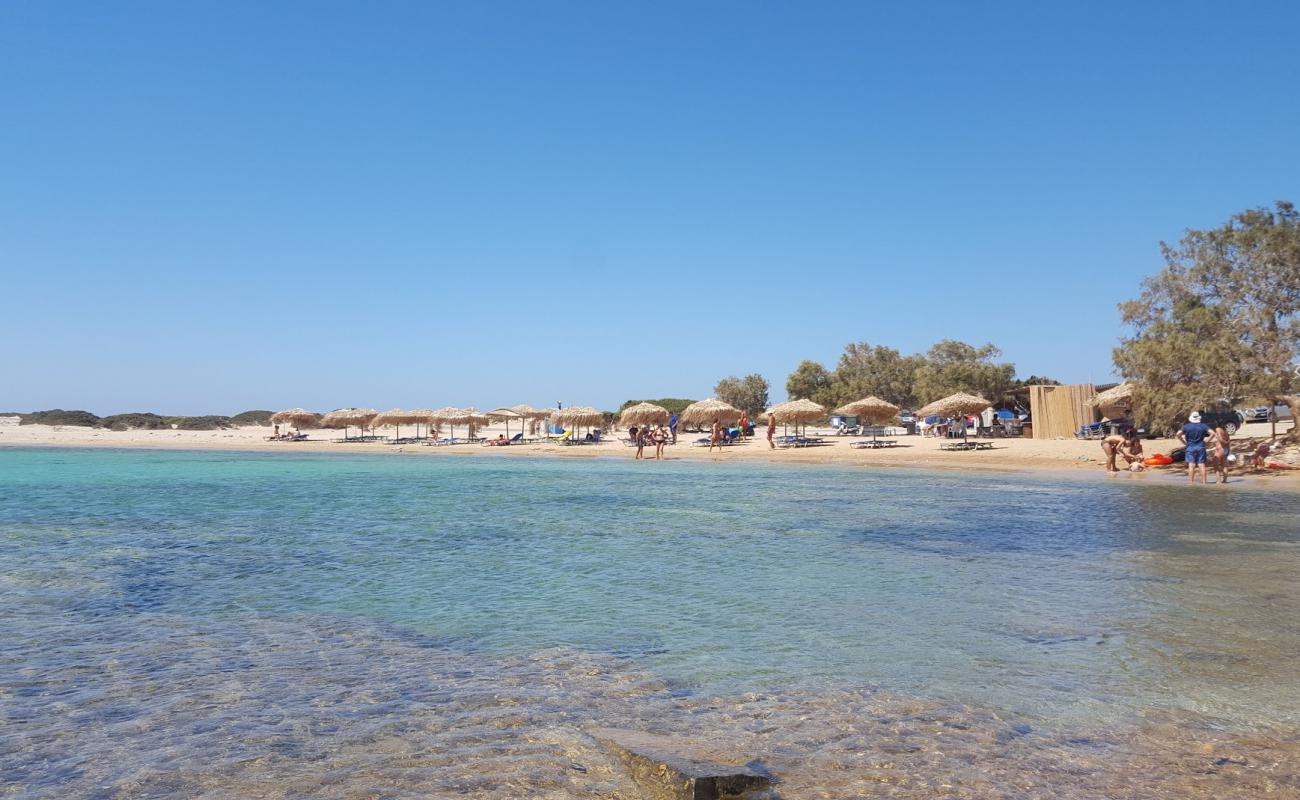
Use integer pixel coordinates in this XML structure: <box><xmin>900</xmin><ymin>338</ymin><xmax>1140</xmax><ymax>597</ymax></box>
<box><xmin>832</xmin><ymin>343</ymin><xmax>926</xmax><ymax>408</ymax></box>
<box><xmin>1015</xmin><ymin>375</ymin><xmax>1060</xmax><ymax>387</ymax></box>
<box><xmin>20</xmin><ymin>409</ymin><xmax>101</xmax><ymax>427</ymax></box>
<box><xmin>785</xmin><ymin>360</ymin><xmax>835</xmax><ymax>406</ymax></box>
<box><xmin>1115</xmin><ymin>201</ymin><xmax>1300</xmax><ymax>435</ymax></box>
<box><xmin>714</xmin><ymin>374</ymin><xmax>769</xmax><ymax>414</ymax></box>
<box><xmin>617</xmin><ymin>398</ymin><xmax>696</xmax><ymax>415</ymax></box>
<box><xmin>166</xmin><ymin>415</ymin><xmax>234</xmax><ymax>430</ymax></box>
<box><xmin>911</xmin><ymin>340</ymin><xmax>1016</xmax><ymax>405</ymax></box>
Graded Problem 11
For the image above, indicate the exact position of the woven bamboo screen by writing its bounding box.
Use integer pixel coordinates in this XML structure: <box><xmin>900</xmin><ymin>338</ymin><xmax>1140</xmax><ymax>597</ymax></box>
<box><xmin>1029</xmin><ymin>384</ymin><xmax>1099</xmax><ymax>439</ymax></box>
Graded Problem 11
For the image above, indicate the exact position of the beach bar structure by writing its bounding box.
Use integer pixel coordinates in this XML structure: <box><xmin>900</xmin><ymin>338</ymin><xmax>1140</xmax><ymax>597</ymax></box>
<box><xmin>1026</xmin><ymin>384</ymin><xmax>1099</xmax><ymax>439</ymax></box>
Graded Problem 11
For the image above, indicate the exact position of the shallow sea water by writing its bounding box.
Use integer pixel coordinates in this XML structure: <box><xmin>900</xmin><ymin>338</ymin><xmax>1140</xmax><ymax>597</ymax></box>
<box><xmin>2</xmin><ymin>447</ymin><xmax>1298</xmax><ymax>798</ymax></box>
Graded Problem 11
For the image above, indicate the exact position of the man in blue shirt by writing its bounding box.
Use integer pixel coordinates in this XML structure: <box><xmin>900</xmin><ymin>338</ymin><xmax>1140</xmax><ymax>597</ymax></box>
<box><xmin>1178</xmin><ymin>411</ymin><xmax>1212</xmax><ymax>485</ymax></box>
<box><xmin>668</xmin><ymin>413</ymin><xmax>678</xmax><ymax>444</ymax></box>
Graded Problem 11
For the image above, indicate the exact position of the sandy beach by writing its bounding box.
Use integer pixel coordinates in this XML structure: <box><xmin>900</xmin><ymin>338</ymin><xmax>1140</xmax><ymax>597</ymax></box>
<box><xmin>5</xmin><ymin>418</ymin><xmax>1297</xmax><ymax>484</ymax></box>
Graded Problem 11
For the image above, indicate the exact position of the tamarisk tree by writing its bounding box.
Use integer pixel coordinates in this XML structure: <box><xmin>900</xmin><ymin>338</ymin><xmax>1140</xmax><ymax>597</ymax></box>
<box><xmin>1115</xmin><ymin>201</ymin><xmax>1300</xmax><ymax>438</ymax></box>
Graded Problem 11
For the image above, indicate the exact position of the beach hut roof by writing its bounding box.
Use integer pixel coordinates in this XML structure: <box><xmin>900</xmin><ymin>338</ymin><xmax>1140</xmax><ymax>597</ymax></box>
<box><xmin>618</xmin><ymin>402</ymin><xmax>670</xmax><ymax>427</ymax></box>
<box><xmin>485</xmin><ymin>407</ymin><xmax>524</xmax><ymax>419</ymax></box>
<box><xmin>766</xmin><ymin>398</ymin><xmax>827</xmax><ymax>424</ymax></box>
<box><xmin>1092</xmin><ymin>383</ymin><xmax>1135</xmax><ymax>408</ymax></box>
<box><xmin>917</xmin><ymin>392</ymin><xmax>991</xmax><ymax>418</ymax></box>
<box><xmin>833</xmin><ymin>396</ymin><xmax>900</xmax><ymax>424</ymax></box>
<box><xmin>679</xmin><ymin>398</ymin><xmax>741</xmax><ymax>425</ymax></box>
<box><xmin>269</xmin><ymin>408</ymin><xmax>319</xmax><ymax>428</ymax></box>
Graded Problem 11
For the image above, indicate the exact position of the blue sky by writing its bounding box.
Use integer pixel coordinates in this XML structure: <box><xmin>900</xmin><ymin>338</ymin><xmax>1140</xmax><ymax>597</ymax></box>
<box><xmin>3</xmin><ymin>2</ymin><xmax>1297</xmax><ymax>414</ymax></box>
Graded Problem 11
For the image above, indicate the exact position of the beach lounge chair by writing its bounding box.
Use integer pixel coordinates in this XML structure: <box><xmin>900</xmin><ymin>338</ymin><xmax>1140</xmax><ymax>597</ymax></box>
<box><xmin>1075</xmin><ymin>422</ymin><xmax>1106</xmax><ymax>440</ymax></box>
<box><xmin>850</xmin><ymin>439</ymin><xmax>898</xmax><ymax>449</ymax></box>
<box><xmin>940</xmin><ymin>441</ymin><xmax>994</xmax><ymax>451</ymax></box>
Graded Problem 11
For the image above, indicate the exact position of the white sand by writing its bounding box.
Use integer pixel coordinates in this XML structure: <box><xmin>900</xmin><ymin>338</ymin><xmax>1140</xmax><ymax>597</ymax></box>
<box><xmin>3</xmin><ymin>419</ymin><xmax>1296</xmax><ymax>485</ymax></box>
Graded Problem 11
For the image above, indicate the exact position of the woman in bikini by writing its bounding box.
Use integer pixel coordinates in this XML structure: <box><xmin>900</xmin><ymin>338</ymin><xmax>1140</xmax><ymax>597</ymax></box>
<box><xmin>1100</xmin><ymin>429</ymin><xmax>1142</xmax><ymax>472</ymax></box>
<box><xmin>1212</xmin><ymin>422</ymin><xmax>1231</xmax><ymax>484</ymax></box>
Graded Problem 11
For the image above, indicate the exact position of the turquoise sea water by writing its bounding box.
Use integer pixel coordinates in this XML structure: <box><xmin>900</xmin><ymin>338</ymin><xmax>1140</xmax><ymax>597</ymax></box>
<box><xmin>3</xmin><ymin>447</ymin><xmax>1299</xmax><ymax>798</ymax></box>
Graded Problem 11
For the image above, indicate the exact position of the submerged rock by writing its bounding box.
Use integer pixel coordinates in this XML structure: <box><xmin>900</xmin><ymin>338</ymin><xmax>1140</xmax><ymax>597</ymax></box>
<box><xmin>590</xmin><ymin>727</ymin><xmax>774</xmax><ymax>799</ymax></box>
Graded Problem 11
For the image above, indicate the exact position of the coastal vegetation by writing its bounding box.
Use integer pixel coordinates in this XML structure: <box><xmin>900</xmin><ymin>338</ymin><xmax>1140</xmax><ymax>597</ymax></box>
<box><xmin>1114</xmin><ymin>201</ymin><xmax>1299</xmax><ymax>437</ymax></box>
<box><xmin>17</xmin><ymin>409</ymin><xmax>102</xmax><ymax>427</ymax></box>
<box><xmin>713</xmin><ymin>374</ymin><xmax>770</xmax><ymax>414</ymax></box>
<box><xmin>14</xmin><ymin>410</ymin><xmax>277</xmax><ymax>430</ymax></box>
<box><xmin>784</xmin><ymin>340</ymin><xmax>1028</xmax><ymax>410</ymax></box>
<box><xmin>617</xmin><ymin>399</ymin><xmax>696</xmax><ymax>416</ymax></box>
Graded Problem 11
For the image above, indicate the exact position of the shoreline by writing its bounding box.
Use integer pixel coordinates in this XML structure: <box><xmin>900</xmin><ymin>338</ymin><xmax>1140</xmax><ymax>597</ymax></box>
<box><xmin>4</xmin><ymin>422</ymin><xmax>1298</xmax><ymax>489</ymax></box>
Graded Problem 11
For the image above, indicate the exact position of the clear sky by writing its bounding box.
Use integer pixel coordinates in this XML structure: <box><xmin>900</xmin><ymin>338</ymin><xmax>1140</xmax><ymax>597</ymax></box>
<box><xmin>3</xmin><ymin>2</ymin><xmax>1297</xmax><ymax>415</ymax></box>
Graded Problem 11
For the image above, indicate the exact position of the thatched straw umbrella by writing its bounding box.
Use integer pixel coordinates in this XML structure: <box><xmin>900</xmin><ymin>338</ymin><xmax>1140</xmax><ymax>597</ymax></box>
<box><xmin>1092</xmin><ymin>383</ymin><xmax>1134</xmax><ymax>419</ymax></box>
<box><xmin>320</xmin><ymin>407</ymin><xmax>379</xmax><ymax>441</ymax></box>
<box><xmin>464</xmin><ymin>409</ymin><xmax>490</xmax><ymax>440</ymax></box>
<box><xmin>834</xmin><ymin>396</ymin><xmax>900</xmax><ymax>441</ymax></box>
<box><xmin>618</xmin><ymin>402</ymin><xmax>670</xmax><ymax>428</ymax></box>
<box><xmin>510</xmin><ymin>404</ymin><xmax>550</xmax><ymax>435</ymax></box>
<box><xmin>485</xmin><ymin>407</ymin><xmax>524</xmax><ymax>438</ymax></box>
<box><xmin>269</xmin><ymin>408</ymin><xmax>319</xmax><ymax>432</ymax></box>
<box><xmin>408</xmin><ymin>408</ymin><xmax>436</xmax><ymax>440</ymax></box>
<box><xmin>679</xmin><ymin>399</ymin><xmax>741</xmax><ymax>428</ymax></box>
<box><xmin>429</xmin><ymin>407</ymin><xmax>491</xmax><ymax>440</ymax></box>
<box><xmin>429</xmin><ymin>407</ymin><xmax>466</xmax><ymax>440</ymax></box>
<box><xmin>916</xmin><ymin>393</ymin><xmax>991</xmax><ymax>442</ymax></box>
<box><xmin>552</xmin><ymin>405</ymin><xmax>604</xmax><ymax>439</ymax></box>
<box><xmin>372</xmin><ymin>408</ymin><xmax>426</xmax><ymax>441</ymax></box>
<box><xmin>767</xmin><ymin>398</ymin><xmax>827</xmax><ymax>437</ymax></box>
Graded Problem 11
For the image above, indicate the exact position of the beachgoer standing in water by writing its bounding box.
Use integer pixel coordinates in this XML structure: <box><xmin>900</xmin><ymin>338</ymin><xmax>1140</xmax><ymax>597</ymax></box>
<box><xmin>653</xmin><ymin>424</ymin><xmax>666</xmax><ymax>460</ymax></box>
<box><xmin>1177</xmin><ymin>411</ymin><xmax>1211</xmax><ymax>485</ymax></box>
<box><xmin>709</xmin><ymin>418</ymin><xmax>722</xmax><ymax>452</ymax></box>
<box><xmin>1212</xmin><ymin>422</ymin><xmax>1231</xmax><ymax>484</ymax></box>
<box><xmin>1100</xmin><ymin>429</ymin><xmax>1142</xmax><ymax>472</ymax></box>
<box><xmin>767</xmin><ymin>412</ymin><xmax>776</xmax><ymax>449</ymax></box>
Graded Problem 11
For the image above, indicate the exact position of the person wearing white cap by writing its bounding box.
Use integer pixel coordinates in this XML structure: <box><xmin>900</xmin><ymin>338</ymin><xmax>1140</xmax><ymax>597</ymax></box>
<box><xmin>1177</xmin><ymin>411</ymin><xmax>1212</xmax><ymax>484</ymax></box>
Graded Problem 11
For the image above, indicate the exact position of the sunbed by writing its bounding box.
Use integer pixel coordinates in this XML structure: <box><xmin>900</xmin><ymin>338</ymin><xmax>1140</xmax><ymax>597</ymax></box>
<box><xmin>777</xmin><ymin>435</ymin><xmax>828</xmax><ymax>448</ymax></box>
<box><xmin>850</xmin><ymin>439</ymin><xmax>898</xmax><ymax>449</ymax></box>
<box><xmin>940</xmin><ymin>441</ymin><xmax>994</xmax><ymax>451</ymax></box>
<box><xmin>481</xmin><ymin>433</ymin><xmax>524</xmax><ymax>446</ymax></box>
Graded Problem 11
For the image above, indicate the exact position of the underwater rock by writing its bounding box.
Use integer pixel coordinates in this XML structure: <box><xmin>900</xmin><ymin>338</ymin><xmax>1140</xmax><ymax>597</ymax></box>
<box><xmin>590</xmin><ymin>727</ymin><xmax>773</xmax><ymax>800</ymax></box>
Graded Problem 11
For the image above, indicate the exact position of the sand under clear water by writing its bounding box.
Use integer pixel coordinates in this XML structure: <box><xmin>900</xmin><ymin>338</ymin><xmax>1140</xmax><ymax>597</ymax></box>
<box><xmin>2</xmin><ymin>448</ymin><xmax>1298</xmax><ymax>798</ymax></box>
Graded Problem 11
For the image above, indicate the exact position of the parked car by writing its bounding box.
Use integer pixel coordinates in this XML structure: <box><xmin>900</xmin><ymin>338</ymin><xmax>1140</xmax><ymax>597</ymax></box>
<box><xmin>1196</xmin><ymin>407</ymin><xmax>1246</xmax><ymax>434</ymax></box>
<box><xmin>1243</xmin><ymin>406</ymin><xmax>1268</xmax><ymax>422</ymax></box>
<box><xmin>1245</xmin><ymin>404</ymin><xmax>1294</xmax><ymax>423</ymax></box>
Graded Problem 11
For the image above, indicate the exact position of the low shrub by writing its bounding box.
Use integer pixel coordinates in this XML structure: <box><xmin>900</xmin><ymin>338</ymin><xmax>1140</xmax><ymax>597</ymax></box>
<box><xmin>99</xmin><ymin>413</ymin><xmax>169</xmax><ymax>431</ymax></box>
<box><xmin>20</xmin><ymin>409</ymin><xmax>101</xmax><ymax>427</ymax></box>
<box><xmin>230</xmin><ymin>410</ymin><xmax>274</xmax><ymax>426</ymax></box>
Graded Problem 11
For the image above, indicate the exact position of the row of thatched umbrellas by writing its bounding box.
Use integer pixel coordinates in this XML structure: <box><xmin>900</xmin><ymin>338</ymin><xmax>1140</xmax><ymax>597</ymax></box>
<box><xmin>269</xmin><ymin>405</ymin><xmax>557</xmax><ymax>440</ymax></box>
<box><xmin>269</xmin><ymin>391</ymin><xmax>994</xmax><ymax>441</ymax></box>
